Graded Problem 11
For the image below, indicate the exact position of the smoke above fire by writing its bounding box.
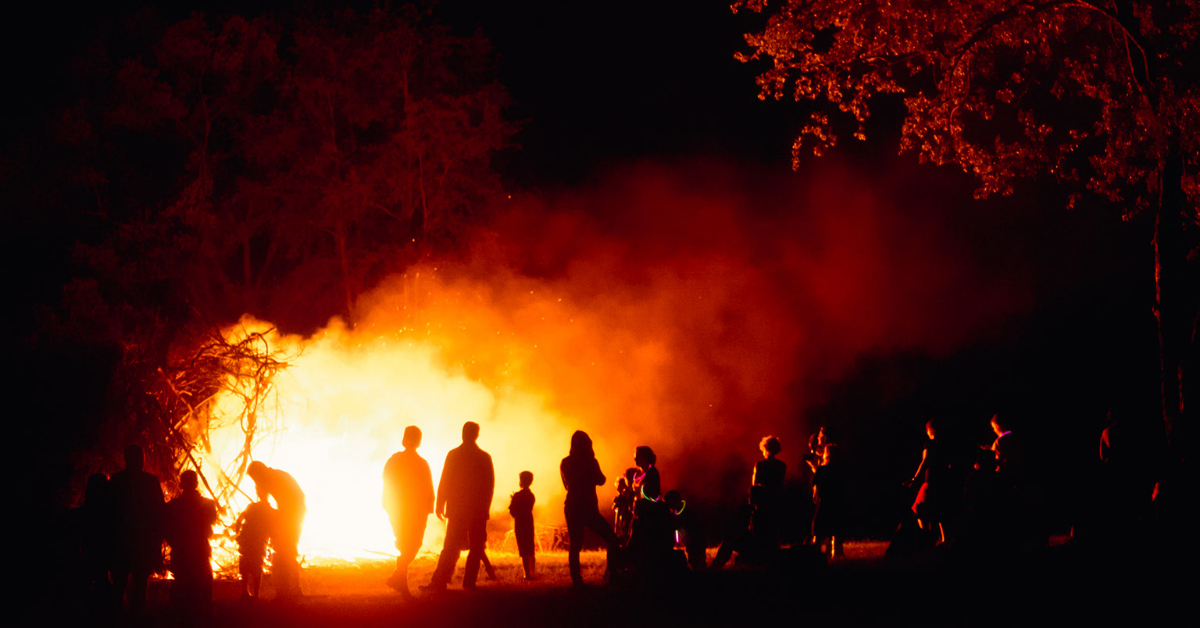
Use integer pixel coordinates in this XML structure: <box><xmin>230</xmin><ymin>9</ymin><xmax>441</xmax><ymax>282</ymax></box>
<box><xmin>202</xmin><ymin>159</ymin><xmax>1028</xmax><ymax>559</ymax></box>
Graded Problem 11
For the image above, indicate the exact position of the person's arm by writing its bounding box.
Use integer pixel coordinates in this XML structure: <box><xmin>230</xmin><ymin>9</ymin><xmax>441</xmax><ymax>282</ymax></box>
<box><xmin>422</xmin><ymin>459</ymin><xmax>435</xmax><ymax>515</ymax></box>
<box><xmin>593</xmin><ymin>459</ymin><xmax>606</xmax><ymax>487</ymax></box>
<box><xmin>484</xmin><ymin>454</ymin><xmax>495</xmax><ymax>516</ymax></box>
<box><xmin>909</xmin><ymin>448</ymin><xmax>928</xmax><ymax>485</ymax></box>
<box><xmin>436</xmin><ymin>453</ymin><xmax>451</xmax><ymax>520</ymax></box>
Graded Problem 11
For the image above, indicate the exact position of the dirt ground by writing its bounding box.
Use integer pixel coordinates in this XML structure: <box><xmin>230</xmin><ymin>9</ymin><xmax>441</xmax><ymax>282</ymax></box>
<box><xmin>41</xmin><ymin>541</ymin><xmax>1185</xmax><ymax>627</ymax></box>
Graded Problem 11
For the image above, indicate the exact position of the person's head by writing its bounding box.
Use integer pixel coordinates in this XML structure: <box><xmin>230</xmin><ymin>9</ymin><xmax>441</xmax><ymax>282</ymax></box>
<box><xmin>123</xmin><ymin>444</ymin><xmax>145</xmax><ymax>472</ymax></box>
<box><xmin>616</xmin><ymin>477</ymin><xmax>629</xmax><ymax>491</ymax></box>
<box><xmin>925</xmin><ymin>419</ymin><xmax>938</xmax><ymax>440</ymax></box>
<box><xmin>462</xmin><ymin>421</ymin><xmax>480</xmax><ymax>444</ymax></box>
<box><xmin>990</xmin><ymin>413</ymin><xmax>1008</xmax><ymax>437</ymax></box>
<box><xmin>760</xmin><ymin>436</ymin><xmax>782</xmax><ymax>458</ymax></box>
<box><xmin>664</xmin><ymin>490</ymin><xmax>684</xmax><ymax>514</ymax></box>
<box><xmin>625</xmin><ymin>468</ymin><xmax>638</xmax><ymax>484</ymax></box>
<box><xmin>635</xmin><ymin>446</ymin><xmax>656</xmax><ymax>469</ymax></box>
<box><xmin>822</xmin><ymin>443</ymin><xmax>839</xmax><ymax>465</ymax></box>
<box><xmin>247</xmin><ymin>460</ymin><xmax>268</xmax><ymax>482</ymax></box>
<box><xmin>819</xmin><ymin>426</ymin><xmax>839</xmax><ymax>444</ymax></box>
<box><xmin>519</xmin><ymin>470</ymin><xmax>533</xmax><ymax>488</ymax></box>
<box><xmin>180</xmin><ymin>469</ymin><xmax>199</xmax><ymax>491</ymax></box>
<box><xmin>570</xmin><ymin>430</ymin><xmax>594</xmax><ymax>458</ymax></box>
<box><xmin>403</xmin><ymin>425</ymin><xmax>423</xmax><ymax>450</ymax></box>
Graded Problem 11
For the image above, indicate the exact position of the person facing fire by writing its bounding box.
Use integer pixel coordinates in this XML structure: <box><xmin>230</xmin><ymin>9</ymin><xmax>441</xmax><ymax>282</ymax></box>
<box><xmin>812</xmin><ymin>443</ymin><xmax>847</xmax><ymax>558</ymax></box>
<box><xmin>751</xmin><ymin>436</ymin><xmax>786</xmax><ymax>549</ymax></box>
<box><xmin>109</xmin><ymin>443</ymin><xmax>164</xmax><ymax>614</ymax></box>
<box><xmin>382</xmin><ymin>425</ymin><xmax>435</xmax><ymax>598</ymax></box>
<box><xmin>233</xmin><ymin>483</ymin><xmax>274</xmax><ymax>600</ymax></box>
<box><xmin>508</xmin><ymin>470</ymin><xmax>536</xmax><ymax>579</ymax></box>
<box><xmin>164</xmin><ymin>469</ymin><xmax>217</xmax><ymax>615</ymax></box>
<box><xmin>426</xmin><ymin>421</ymin><xmax>495</xmax><ymax>592</ymax></box>
<box><xmin>908</xmin><ymin>420</ymin><xmax>950</xmax><ymax>544</ymax></box>
<box><xmin>560</xmin><ymin>430</ymin><xmax>620</xmax><ymax>586</ymax></box>
<box><xmin>628</xmin><ymin>446</ymin><xmax>673</xmax><ymax>567</ymax></box>
<box><xmin>246</xmin><ymin>460</ymin><xmax>306</xmax><ymax>598</ymax></box>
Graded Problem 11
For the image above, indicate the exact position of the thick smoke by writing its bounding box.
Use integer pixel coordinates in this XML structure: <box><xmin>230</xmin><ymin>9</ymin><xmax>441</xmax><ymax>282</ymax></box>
<box><xmin>207</xmin><ymin>158</ymin><xmax>1029</xmax><ymax>556</ymax></box>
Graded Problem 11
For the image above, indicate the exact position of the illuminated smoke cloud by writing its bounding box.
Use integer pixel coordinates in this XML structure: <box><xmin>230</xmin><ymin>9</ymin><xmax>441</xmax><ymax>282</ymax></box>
<box><xmin>202</xmin><ymin>159</ymin><xmax>1028</xmax><ymax>559</ymax></box>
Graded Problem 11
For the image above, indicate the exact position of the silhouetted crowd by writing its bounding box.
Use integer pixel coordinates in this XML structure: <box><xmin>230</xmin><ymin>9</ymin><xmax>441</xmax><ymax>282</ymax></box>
<box><xmin>62</xmin><ymin>409</ymin><xmax>1176</xmax><ymax>619</ymax></box>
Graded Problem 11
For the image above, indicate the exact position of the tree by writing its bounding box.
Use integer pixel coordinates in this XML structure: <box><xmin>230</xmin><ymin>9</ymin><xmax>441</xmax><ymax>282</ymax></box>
<box><xmin>732</xmin><ymin>0</ymin><xmax>1198</xmax><ymax>446</ymax></box>
<box><xmin>59</xmin><ymin>7</ymin><xmax>514</xmax><ymax>330</ymax></box>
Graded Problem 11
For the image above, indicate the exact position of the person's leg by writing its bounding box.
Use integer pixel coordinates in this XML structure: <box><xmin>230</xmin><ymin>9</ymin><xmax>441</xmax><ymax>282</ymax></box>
<box><xmin>429</xmin><ymin>517</ymin><xmax>465</xmax><ymax>588</ymax></box>
<box><xmin>394</xmin><ymin>515</ymin><xmax>426</xmax><ymax>596</ymax></box>
<box><xmin>566</xmin><ymin>514</ymin><xmax>584</xmax><ymax>585</ymax></box>
<box><xmin>463</xmin><ymin>517</ymin><xmax>486</xmax><ymax>589</ymax></box>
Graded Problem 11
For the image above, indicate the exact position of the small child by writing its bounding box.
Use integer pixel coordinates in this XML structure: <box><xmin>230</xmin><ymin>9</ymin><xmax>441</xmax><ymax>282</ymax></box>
<box><xmin>508</xmin><ymin>471</ymin><xmax>536</xmax><ymax>579</ymax></box>
<box><xmin>234</xmin><ymin>484</ymin><xmax>275</xmax><ymax>599</ymax></box>
<box><xmin>613</xmin><ymin>471</ymin><xmax>636</xmax><ymax>543</ymax></box>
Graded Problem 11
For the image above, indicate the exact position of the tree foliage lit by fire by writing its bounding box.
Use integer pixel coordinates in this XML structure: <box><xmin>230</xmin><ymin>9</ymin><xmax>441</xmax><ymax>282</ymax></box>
<box><xmin>733</xmin><ymin>0</ymin><xmax>1198</xmax><ymax>439</ymax></box>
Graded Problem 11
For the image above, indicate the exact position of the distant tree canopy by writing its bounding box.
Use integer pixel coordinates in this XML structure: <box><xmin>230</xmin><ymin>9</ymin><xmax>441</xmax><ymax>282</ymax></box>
<box><xmin>56</xmin><ymin>6</ymin><xmax>514</xmax><ymax>333</ymax></box>
<box><xmin>19</xmin><ymin>6</ymin><xmax>514</xmax><ymax>491</ymax></box>
<box><xmin>733</xmin><ymin>0</ymin><xmax>1198</xmax><ymax>438</ymax></box>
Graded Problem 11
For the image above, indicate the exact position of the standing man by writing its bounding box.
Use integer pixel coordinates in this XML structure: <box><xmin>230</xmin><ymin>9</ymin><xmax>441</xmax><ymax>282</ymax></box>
<box><xmin>164</xmin><ymin>469</ymin><xmax>217</xmax><ymax>616</ymax></box>
<box><xmin>425</xmin><ymin>421</ymin><xmax>494</xmax><ymax>592</ymax></box>
<box><xmin>382</xmin><ymin>425</ymin><xmax>435</xmax><ymax>599</ymax></box>
<box><xmin>109</xmin><ymin>444</ymin><xmax>164</xmax><ymax>614</ymax></box>
<box><xmin>246</xmin><ymin>460</ymin><xmax>306</xmax><ymax>598</ymax></box>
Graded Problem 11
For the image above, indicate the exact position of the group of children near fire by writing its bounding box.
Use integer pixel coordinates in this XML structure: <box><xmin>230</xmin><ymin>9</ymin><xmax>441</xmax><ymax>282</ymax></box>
<box><xmin>72</xmin><ymin>411</ymin><xmax>1062</xmax><ymax>614</ymax></box>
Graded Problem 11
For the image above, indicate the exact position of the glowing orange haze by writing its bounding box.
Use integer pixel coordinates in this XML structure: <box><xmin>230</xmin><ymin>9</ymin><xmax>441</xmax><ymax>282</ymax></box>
<box><xmin>196</xmin><ymin>161</ymin><xmax>1026</xmax><ymax>562</ymax></box>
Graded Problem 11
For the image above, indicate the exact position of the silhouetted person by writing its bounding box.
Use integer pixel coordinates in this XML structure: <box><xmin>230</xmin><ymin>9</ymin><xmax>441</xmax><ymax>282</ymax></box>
<box><xmin>613</xmin><ymin>468</ymin><xmax>637</xmax><ymax>544</ymax></box>
<box><xmin>803</xmin><ymin>426</ymin><xmax>838</xmax><ymax>473</ymax></box>
<box><xmin>509</xmin><ymin>471</ymin><xmax>536</xmax><ymax>579</ymax></box>
<box><xmin>989</xmin><ymin>414</ymin><xmax>1021</xmax><ymax>479</ymax></box>
<box><xmin>426</xmin><ymin>421</ymin><xmax>494</xmax><ymax>592</ymax></box>
<box><xmin>812</xmin><ymin>444</ymin><xmax>847</xmax><ymax>558</ymax></box>
<box><xmin>665</xmin><ymin>490</ymin><xmax>707</xmax><ymax>571</ymax></box>
<box><xmin>382</xmin><ymin>425</ymin><xmax>435</xmax><ymax>598</ymax></box>
<box><xmin>109</xmin><ymin>444</ymin><xmax>164</xmax><ymax>614</ymax></box>
<box><xmin>165</xmin><ymin>469</ymin><xmax>217</xmax><ymax>616</ymax></box>
<box><xmin>633</xmin><ymin>446</ymin><xmax>662</xmax><ymax>502</ymax></box>
<box><xmin>75</xmin><ymin>472</ymin><xmax>113</xmax><ymax>616</ymax></box>
<box><xmin>561</xmin><ymin>430</ymin><xmax>620</xmax><ymax>586</ymax></box>
<box><xmin>233</xmin><ymin>484</ymin><xmax>274</xmax><ymax>600</ymax></box>
<box><xmin>751</xmin><ymin>436</ymin><xmax>786</xmax><ymax>549</ymax></box>
<box><xmin>628</xmin><ymin>446</ymin><xmax>673</xmax><ymax>570</ymax></box>
<box><xmin>908</xmin><ymin>420</ymin><xmax>949</xmax><ymax>543</ymax></box>
<box><xmin>247</xmin><ymin>460</ymin><xmax>306</xmax><ymax>598</ymax></box>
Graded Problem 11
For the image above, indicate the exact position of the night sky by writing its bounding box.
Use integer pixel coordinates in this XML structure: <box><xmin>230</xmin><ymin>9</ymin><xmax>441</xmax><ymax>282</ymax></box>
<box><xmin>7</xmin><ymin>1</ymin><xmax>1162</xmax><ymax>536</ymax></box>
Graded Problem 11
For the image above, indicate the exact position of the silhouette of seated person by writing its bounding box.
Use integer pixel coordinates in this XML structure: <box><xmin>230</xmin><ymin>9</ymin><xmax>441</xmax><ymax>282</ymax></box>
<box><xmin>247</xmin><ymin>460</ymin><xmax>306</xmax><ymax>598</ymax></box>
<box><xmin>109</xmin><ymin>443</ymin><xmax>164</xmax><ymax>614</ymax></box>
<box><xmin>426</xmin><ymin>421</ymin><xmax>494</xmax><ymax>592</ymax></box>
<box><xmin>234</xmin><ymin>484</ymin><xmax>274</xmax><ymax>600</ymax></box>
<box><xmin>665</xmin><ymin>490</ymin><xmax>707</xmax><ymax>572</ymax></box>
<box><xmin>165</xmin><ymin>469</ymin><xmax>217</xmax><ymax>616</ymax></box>
<box><xmin>382</xmin><ymin>425</ymin><xmax>434</xmax><ymax>598</ymax></box>
<box><xmin>560</xmin><ymin>430</ymin><xmax>620</xmax><ymax>586</ymax></box>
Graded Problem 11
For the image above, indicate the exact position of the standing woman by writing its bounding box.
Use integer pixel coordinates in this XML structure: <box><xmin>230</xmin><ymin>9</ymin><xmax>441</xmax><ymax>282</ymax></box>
<box><xmin>561</xmin><ymin>431</ymin><xmax>620</xmax><ymax>586</ymax></box>
<box><xmin>909</xmin><ymin>419</ymin><xmax>949</xmax><ymax>543</ymax></box>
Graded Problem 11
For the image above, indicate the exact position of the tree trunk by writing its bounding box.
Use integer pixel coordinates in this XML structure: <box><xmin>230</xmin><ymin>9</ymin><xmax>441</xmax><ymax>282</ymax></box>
<box><xmin>1153</xmin><ymin>146</ymin><xmax>1195</xmax><ymax>448</ymax></box>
